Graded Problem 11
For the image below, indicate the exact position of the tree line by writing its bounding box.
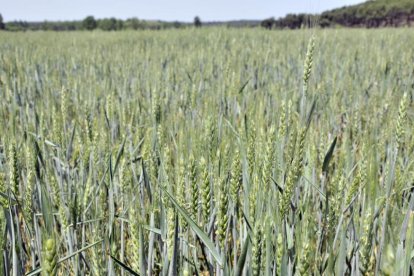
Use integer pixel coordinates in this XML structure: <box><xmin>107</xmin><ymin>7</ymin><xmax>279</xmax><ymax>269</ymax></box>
<box><xmin>261</xmin><ymin>0</ymin><xmax>414</xmax><ymax>29</ymax></box>
<box><xmin>0</xmin><ymin>15</ymin><xmax>203</xmax><ymax>31</ymax></box>
<box><xmin>2</xmin><ymin>0</ymin><xmax>414</xmax><ymax>32</ymax></box>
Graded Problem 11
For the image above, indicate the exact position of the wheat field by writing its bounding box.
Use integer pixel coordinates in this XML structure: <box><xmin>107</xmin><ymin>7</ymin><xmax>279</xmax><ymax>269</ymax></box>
<box><xmin>0</xmin><ymin>28</ymin><xmax>413</xmax><ymax>275</ymax></box>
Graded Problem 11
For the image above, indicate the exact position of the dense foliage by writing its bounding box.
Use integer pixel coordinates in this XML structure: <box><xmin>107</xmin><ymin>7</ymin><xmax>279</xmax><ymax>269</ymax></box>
<box><xmin>321</xmin><ymin>0</ymin><xmax>414</xmax><ymax>27</ymax></box>
<box><xmin>0</xmin><ymin>28</ymin><xmax>413</xmax><ymax>275</ymax></box>
<box><xmin>3</xmin><ymin>0</ymin><xmax>414</xmax><ymax>32</ymax></box>
<box><xmin>263</xmin><ymin>0</ymin><xmax>414</xmax><ymax>29</ymax></box>
<box><xmin>3</xmin><ymin>16</ymin><xmax>185</xmax><ymax>31</ymax></box>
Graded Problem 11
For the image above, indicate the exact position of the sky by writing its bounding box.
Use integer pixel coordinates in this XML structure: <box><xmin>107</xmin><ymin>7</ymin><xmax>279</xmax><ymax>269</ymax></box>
<box><xmin>1</xmin><ymin>0</ymin><xmax>366</xmax><ymax>22</ymax></box>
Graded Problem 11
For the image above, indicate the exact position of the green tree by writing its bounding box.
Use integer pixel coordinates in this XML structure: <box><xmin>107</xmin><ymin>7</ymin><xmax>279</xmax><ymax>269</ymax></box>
<box><xmin>98</xmin><ymin>18</ymin><xmax>122</xmax><ymax>31</ymax></box>
<box><xmin>0</xmin><ymin>13</ymin><xmax>5</xmax><ymax>30</ymax></box>
<box><xmin>41</xmin><ymin>21</ymin><xmax>52</xmax><ymax>31</ymax></box>
<box><xmin>82</xmin><ymin>16</ymin><xmax>97</xmax><ymax>30</ymax></box>
<box><xmin>260</xmin><ymin>17</ymin><xmax>275</xmax><ymax>29</ymax></box>
<box><xmin>194</xmin><ymin>16</ymin><xmax>202</xmax><ymax>28</ymax></box>
<box><xmin>125</xmin><ymin>17</ymin><xmax>142</xmax><ymax>30</ymax></box>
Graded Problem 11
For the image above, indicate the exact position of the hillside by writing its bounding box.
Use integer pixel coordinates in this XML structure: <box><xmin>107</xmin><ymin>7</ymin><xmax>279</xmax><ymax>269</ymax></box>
<box><xmin>269</xmin><ymin>0</ymin><xmax>414</xmax><ymax>29</ymax></box>
<box><xmin>321</xmin><ymin>0</ymin><xmax>414</xmax><ymax>27</ymax></box>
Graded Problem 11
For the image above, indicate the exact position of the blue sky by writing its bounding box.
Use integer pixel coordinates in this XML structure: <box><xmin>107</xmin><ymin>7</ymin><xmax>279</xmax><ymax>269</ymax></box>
<box><xmin>1</xmin><ymin>0</ymin><xmax>365</xmax><ymax>22</ymax></box>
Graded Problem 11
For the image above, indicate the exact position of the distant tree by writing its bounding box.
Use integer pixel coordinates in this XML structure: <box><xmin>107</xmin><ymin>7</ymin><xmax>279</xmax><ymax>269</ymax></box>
<box><xmin>82</xmin><ymin>16</ymin><xmax>97</xmax><ymax>30</ymax></box>
<box><xmin>125</xmin><ymin>17</ymin><xmax>142</xmax><ymax>30</ymax></box>
<box><xmin>0</xmin><ymin>13</ymin><xmax>5</xmax><ymax>30</ymax></box>
<box><xmin>98</xmin><ymin>18</ymin><xmax>122</xmax><ymax>31</ymax></box>
<box><xmin>194</xmin><ymin>16</ymin><xmax>202</xmax><ymax>28</ymax></box>
<box><xmin>319</xmin><ymin>16</ymin><xmax>332</xmax><ymax>28</ymax></box>
<box><xmin>275</xmin><ymin>13</ymin><xmax>306</xmax><ymax>29</ymax></box>
<box><xmin>6</xmin><ymin>20</ymin><xmax>27</xmax><ymax>31</ymax></box>
<box><xmin>41</xmin><ymin>21</ymin><xmax>52</xmax><ymax>31</ymax></box>
<box><xmin>115</xmin><ymin>18</ymin><xmax>123</xmax><ymax>30</ymax></box>
<box><xmin>172</xmin><ymin>21</ymin><xmax>182</xmax><ymax>28</ymax></box>
<box><xmin>260</xmin><ymin>17</ymin><xmax>275</xmax><ymax>29</ymax></box>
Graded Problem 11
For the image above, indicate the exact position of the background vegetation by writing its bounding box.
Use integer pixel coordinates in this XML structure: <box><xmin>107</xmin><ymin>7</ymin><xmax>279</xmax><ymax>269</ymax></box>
<box><xmin>0</xmin><ymin>27</ymin><xmax>414</xmax><ymax>275</ymax></box>
<box><xmin>264</xmin><ymin>0</ymin><xmax>414</xmax><ymax>29</ymax></box>
<box><xmin>2</xmin><ymin>0</ymin><xmax>414</xmax><ymax>31</ymax></box>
